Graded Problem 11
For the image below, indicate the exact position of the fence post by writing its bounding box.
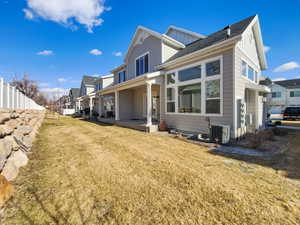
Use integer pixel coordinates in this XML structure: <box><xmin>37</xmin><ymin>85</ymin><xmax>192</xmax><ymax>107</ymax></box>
<box><xmin>0</xmin><ymin>78</ymin><xmax>3</xmax><ymax>108</ymax></box>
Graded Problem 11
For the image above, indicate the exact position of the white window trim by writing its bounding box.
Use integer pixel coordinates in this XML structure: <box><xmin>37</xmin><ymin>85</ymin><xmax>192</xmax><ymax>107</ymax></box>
<box><xmin>135</xmin><ymin>51</ymin><xmax>150</xmax><ymax>77</ymax></box>
<box><xmin>165</xmin><ymin>55</ymin><xmax>223</xmax><ymax>117</ymax></box>
<box><xmin>240</xmin><ymin>57</ymin><xmax>260</xmax><ymax>84</ymax></box>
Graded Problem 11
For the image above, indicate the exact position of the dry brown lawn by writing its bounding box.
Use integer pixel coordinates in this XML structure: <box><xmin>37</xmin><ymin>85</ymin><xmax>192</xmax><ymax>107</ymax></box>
<box><xmin>3</xmin><ymin>116</ymin><xmax>300</xmax><ymax>225</ymax></box>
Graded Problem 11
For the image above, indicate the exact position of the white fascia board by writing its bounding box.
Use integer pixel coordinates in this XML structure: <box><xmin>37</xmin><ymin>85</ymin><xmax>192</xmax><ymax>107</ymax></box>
<box><xmin>243</xmin><ymin>15</ymin><xmax>268</xmax><ymax>70</ymax></box>
<box><xmin>111</xmin><ymin>64</ymin><xmax>126</xmax><ymax>73</ymax></box>
<box><xmin>157</xmin><ymin>35</ymin><xmax>241</xmax><ymax>70</ymax></box>
<box><xmin>97</xmin><ymin>71</ymin><xmax>164</xmax><ymax>95</ymax></box>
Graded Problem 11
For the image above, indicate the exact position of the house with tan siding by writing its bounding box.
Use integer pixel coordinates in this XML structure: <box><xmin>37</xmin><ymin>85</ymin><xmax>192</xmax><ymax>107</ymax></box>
<box><xmin>78</xmin><ymin>15</ymin><xmax>270</xmax><ymax>139</ymax></box>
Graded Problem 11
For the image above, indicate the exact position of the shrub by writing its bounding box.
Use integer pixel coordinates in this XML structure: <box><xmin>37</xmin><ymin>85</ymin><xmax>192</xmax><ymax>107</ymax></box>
<box><xmin>272</xmin><ymin>127</ymin><xmax>288</xmax><ymax>136</ymax></box>
<box><xmin>246</xmin><ymin>130</ymin><xmax>274</xmax><ymax>149</ymax></box>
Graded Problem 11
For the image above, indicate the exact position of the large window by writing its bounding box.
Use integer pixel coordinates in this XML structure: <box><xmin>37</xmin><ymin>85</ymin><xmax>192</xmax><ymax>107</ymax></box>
<box><xmin>118</xmin><ymin>70</ymin><xmax>126</xmax><ymax>83</ymax></box>
<box><xmin>178</xmin><ymin>65</ymin><xmax>201</xmax><ymax>82</ymax></box>
<box><xmin>165</xmin><ymin>56</ymin><xmax>222</xmax><ymax>115</ymax></box>
<box><xmin>290</xmin><ymin>91</ymin><xmax>300</xmax><ymax>97</ymax></box>
<box><xmin>178</xmin><ymin>83</ymin><xmax>201</xmax><ymax>113</ymax></box>
<box><xmin>206</xmin><ymin>60</ymin><xmax>220</xmax><ymax>77</ymax></box>
<box><xmin>241</xmin><ymin>60</ymin><xmax>259</xmax><ymax>83</ymax></box>
<box><xmin>136</xmin><ymin>53</ymin><xmax>149</xmax><ymax>76</ymax></box>
<box><xmin>167</xmin><ymin>88</ymin><xmax>175</xmax><ymax>113</ymax></box>
<box><xmin>206</xmin><ymin>80</ymin><xmax>221</xmax><ymax>114</ymax></box>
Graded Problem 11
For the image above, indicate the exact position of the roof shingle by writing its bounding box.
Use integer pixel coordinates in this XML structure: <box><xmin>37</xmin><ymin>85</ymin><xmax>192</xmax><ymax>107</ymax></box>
<box><xmin>165</xmin><ymin>15</ymin><xmax>256</xmax><ymax>63</ymax></box>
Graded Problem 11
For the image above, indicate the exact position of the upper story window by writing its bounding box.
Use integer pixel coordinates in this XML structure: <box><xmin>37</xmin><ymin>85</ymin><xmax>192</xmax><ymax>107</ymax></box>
<box><xmin>118</xmin><ymin>70</ymin><xmax>126</xmax><ymax>83</ymax></box>
<box><xmin>241</xmin><ymin>60</ymin><xmax>259</xmax><ymax>83</ymax></box>
<box><xmin>290</xmin><ymin>91</ymin><xmax>300</xmax><ymax>97</ymax></box>
<box><xmin>136</xmin><ymin>53</ymin><xmax>149</xmax><ymax>76</ymax></box>
<box><xmin>241</xmin><ymin>61</ymin><xmax>247</xmax><ymax>77</ymax></box>
<box><xmin>167</xmin><ymin>73</ymin><xmax>176</xmax><ymax>85</ymax></box>
<box><xmin>206</xmin><ymin>60</ymin><xmax>220</xmax><ymax>77</ymax></box>
<box><xmin>272</xmin><ymin>92</ymin><xmax>281</xmax><ymax>98</ymax></box>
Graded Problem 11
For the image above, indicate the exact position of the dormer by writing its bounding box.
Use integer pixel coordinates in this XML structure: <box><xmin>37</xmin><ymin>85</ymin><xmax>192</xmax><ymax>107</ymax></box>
<box><xmin>165</xmin><ymin>26</ymin><xmax>206</xmax><ymax>45</ymax></box>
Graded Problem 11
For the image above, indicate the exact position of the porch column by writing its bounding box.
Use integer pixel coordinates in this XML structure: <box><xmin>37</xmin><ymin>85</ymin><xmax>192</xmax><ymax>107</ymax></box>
<box><xmin>98</xmin><ymin>97</ymin><xmax>102</xmax><ymax>118</ymax></box>
<box><xmin>146</xmin><ymin>82</ymin><xmax>152</xmax><ymax>126</ymax></box>
<box><xmin>115</xmin><ymin>91</ymin><xmax>119</xmax><ymax>120</ymax></box>
<box><xmin>254</xmin><ymin>90</ymin><xmax>259</xmax><ymax>129</ymax></box>
<box><xmin>89</xmin><ymin>97</ymin><xmax>93</xmax><ymax>118</ymax></box>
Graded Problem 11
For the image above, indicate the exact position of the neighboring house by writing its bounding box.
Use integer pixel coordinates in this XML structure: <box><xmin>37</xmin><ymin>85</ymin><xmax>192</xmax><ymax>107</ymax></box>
<box><xmin>268</xmin><ymin>79</ymin><xmax>300</xmax><ymax>114</ymax></box>
<box><xmin>69</xmin><ymin>88</ymin><xmax>80</xmax><ymax>108</ymax></box>
<box><xmin>78</xmin><ymin>15</ymin><xmax>270</xmax><ymax>139</ymax></box>
<box><xmin>76</xmin><ymin>74</ymin><xmax>114</xmax><ymax>117</ymax></box>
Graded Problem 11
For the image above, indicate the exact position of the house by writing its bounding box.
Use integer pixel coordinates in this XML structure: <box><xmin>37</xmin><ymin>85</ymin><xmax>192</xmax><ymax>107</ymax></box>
<box><xmin>267</xmin><ymin>78</ymin><xmax>300</xmax><ymax>114</ymax></box>
<box><xmin>77</xmin><ymin>74</ymin><xmax>114</xmax><ymax>118</ymax></box>
<box><xmin>80</xmin><ymin>15</ymin><xmax>269</xmax><ymax>138</ymax></box>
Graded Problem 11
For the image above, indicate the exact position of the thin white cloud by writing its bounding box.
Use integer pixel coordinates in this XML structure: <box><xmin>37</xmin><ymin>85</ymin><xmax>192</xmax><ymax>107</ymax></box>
<box><xmin>40</xmin><ymin>87</ymin><xmax>68</xmax><ymax>100</ymax></box>
<box><xmin>113</xmin><ymin>51</ymin><xmax>122</xmax><ymax>57</ymax></box>
<box><xmin>23</xmin><ymin>0</ymin><xmax>110</xmax><ymax>33</ymax></box>
<box><xmin>264</xmin><ymin>45</ymin><xmax>271</xmax><ymax>53</ymax></box>
<box><xmin>273</xmin><ymin>61</ymin><xmax>300</xmax><ymax>73</ymax></box>
<box><xmin>37</xmin><ymin>50</ymin><xmax>53</xmax><ymax>56</ymax></box>
<box><xmin>272</xmin><ymin>78</ymin><xmax>286</xmax><ymax>82</ymax></box>
<box><xmin>57</xmin><ymin>78</ymin><xmax>67</xmax><ymax>83</ymax></box>
<box><xmin>90</xmin><ymin>49</ymin><xmax>102</xmax><ymax>56</ymax></box>
<box><xmin>23</xmin><ymin>8</ymin><xmax>34</xmax><ymax>19</ymax></box>
<box><xmin>38</xmin><ymin>82</ymin><xmax>49</xmax><ymax>87</ymax></box>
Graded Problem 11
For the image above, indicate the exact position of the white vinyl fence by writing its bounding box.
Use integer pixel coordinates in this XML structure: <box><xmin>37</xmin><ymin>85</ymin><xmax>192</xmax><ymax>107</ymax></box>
<box><xmin>0</xmin><ymin>77</ymin><xmax>44</xmax><ymax>110</ymax></box>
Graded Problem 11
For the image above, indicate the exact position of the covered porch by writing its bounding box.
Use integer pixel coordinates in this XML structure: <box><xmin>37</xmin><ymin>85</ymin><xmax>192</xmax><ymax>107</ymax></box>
<box><xmin>97</xmin><ymin>72</ymin><xmax>163</xmax><ymax>132</ymax></box>
<box><xmin>244</xmin><ymin>83</ymin><xmax>270</xmax><ymax>132</ymax></box>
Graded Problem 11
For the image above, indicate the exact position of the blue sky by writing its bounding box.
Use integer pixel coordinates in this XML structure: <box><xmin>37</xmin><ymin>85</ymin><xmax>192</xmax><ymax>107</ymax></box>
<box><xmin>0</xmin><ymin>0</ymin><xmax>300</xmax><ymax>96</ymax></box>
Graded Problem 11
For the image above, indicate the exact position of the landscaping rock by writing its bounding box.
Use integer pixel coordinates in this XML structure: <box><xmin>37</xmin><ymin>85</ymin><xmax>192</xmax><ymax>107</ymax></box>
<box><xmin>0</xmin><ymin>125</ymin><xmax>14</xmax><ymax>137</ymax></box>
<box><xmin>5</xmin><ymin>119</ymin><xmax>18</xmax><ymax>130</ymax></box>
<box><xmin>0</xmin><ymin>114</ymin><xmax>10</xmax><ymax>124</ymax></box>
<box><xmin>0</xmin><ymin>138</ymin><xmax>13</xmax><ymax>159</ymax></box>
<box><xmin>23</xmin><ymin>136</ymin><xmax>33</xmax><ymax>149</ymax></box>
<box><xmin>9</xmin><ymin>151</ymin><xmax>28</xmax><ymax>168</ymax></box>
<box><xmin>0</xmin><ymin>175</ymin><xmax>13</xmax><ymax>208</ymax></box>
<box><xmin>1</xmin><ymin>159</ymin><xmax>18</xmax><ymax>181</ymax></box>
<box><xmin>15</xmin><ymin>125</ymin><xmax>32</xmax><ymax>135</ymax></box>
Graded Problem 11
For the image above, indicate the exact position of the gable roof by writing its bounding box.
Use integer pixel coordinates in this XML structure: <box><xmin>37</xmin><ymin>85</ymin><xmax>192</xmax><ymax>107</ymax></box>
<box><xmin>124</xmin><ymin>26</ymin><xmax>185</xmax><ymax>61</ymax></box>
<box><xmin>274</xmin><ymin>79</ymin><xmax>300</xmax><ymax>89</ymax></box>
<box><xmin>165</xmin><ymin>25</ymin><xmax>206</xmax><ymax>39</ymax></box>
<box><xmin>165</xmin><ymin>15</ymin><xmax>256</xmax><ymax>64</ymax></box>
<box><xmin>82</xmin><ymin>75</ymin><xmax>98</xmax><ymax>85</ymax></box>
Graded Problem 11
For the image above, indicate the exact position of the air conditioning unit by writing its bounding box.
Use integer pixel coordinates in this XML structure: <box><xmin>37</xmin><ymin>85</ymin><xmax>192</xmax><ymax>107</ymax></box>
<box><xmin>210</xmin><ymin>124</ymin><xmax>231</xmax><ymax>144</ymax></box>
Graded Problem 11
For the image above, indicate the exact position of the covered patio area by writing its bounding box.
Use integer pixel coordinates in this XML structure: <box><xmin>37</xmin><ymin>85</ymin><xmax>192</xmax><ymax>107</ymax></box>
<box><xmin>96</xmin><ymin>72</ymin><xmax>163</xmax><ymax>132</ymax></box>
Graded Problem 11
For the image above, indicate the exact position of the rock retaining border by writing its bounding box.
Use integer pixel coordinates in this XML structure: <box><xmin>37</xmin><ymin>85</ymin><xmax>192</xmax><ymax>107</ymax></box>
<box><xmin>0</xmin><ymin>109</ymin><xmax>45</xmax><ymax>181</ymax></box>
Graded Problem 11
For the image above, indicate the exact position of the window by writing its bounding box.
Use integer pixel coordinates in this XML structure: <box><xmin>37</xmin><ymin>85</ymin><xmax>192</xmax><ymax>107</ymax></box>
<box><xmin>290</xmin><ymin>91</ymin><xmax>300</xmax><ymax>97</ymax></box>
<box><xmin>241</xmin><ymin>61</ymin><xmax>247</xmax><ymax>77</ymax></box>
<box><xmin>206</xmin><ymin>80</ymin><xmax>221</xmax><ymax>114</ymax></box>
<box><xmin>167</xmin><ymin>73</ymin><xmax>176</xmax><ymax>85</ymax></box>
<box><xmin>167</xmin><ymin>88</ymin><xmax>175</xmax><ymax>112</ymax></box>
<box><xmin>118</xmin><ymin>70</ymin><xmax>126</xmax><ymax>83</ymax></box>
<box><xmin>136</xmin><ymin>53</ymin><xmax>149</xmax><ymax>76</ymax></box>
<box><xmin>178</xmin><ymin>83</ymin><xmax>201</xmax><ymax>113</ymax></box>
<box><xmin>248</xmin><ymin>66</ymin><xmax>255</xmax><ymax>81</ymax></box>
<box><xmin>178</xmin><ymin>65</ymin><xmax>201</xmax><ymax>82</ymax></box>
<box><xmin>241</xmin><ymin>60</ymin><xmax>258</xmax><ymax>83</ymax></box>
<box><xmin>165</xmin><ymin>56</ymin><xmax>222</xmax><ymax>115</ymax></box>
<box><xmin>206</xmin><ymin>60</ymin><xmax>220</xmax><ymax>77</ymax></box>
<box><xmin>272</xmin><ymin>92</ymin><xmax>281</xmax><ymax>98</ymax></box>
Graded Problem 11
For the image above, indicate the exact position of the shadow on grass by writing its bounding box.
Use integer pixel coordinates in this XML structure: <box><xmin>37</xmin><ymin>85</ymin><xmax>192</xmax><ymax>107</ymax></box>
<box><xmin>8</xmin><ymin>168</ymin><xmax>112</xmax><ymax>225</ymax></box>
<box><xmin>78</xmin><ymin>118</ymin><xmax>114</xmax><ymax>127</ymax></box>
<box><xmin>208</xmin><ymin>131</ymin><xmax>300</xmax><ymax>180</ymax></box>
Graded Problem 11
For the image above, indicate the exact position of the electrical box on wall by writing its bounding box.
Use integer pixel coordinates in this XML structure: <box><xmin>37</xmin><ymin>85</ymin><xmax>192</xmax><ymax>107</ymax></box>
<box><xmin>237</xmin><ymin>99</ymin><xmax>246</xmax><ymax>128</ymax></box>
